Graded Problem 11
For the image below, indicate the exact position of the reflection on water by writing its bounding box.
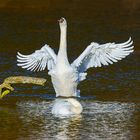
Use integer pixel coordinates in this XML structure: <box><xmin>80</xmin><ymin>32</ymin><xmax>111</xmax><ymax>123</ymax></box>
<box><xmin>11</xmin><ymin>101</ymin><xmax>135</xmax><ymax>140</ymax></box>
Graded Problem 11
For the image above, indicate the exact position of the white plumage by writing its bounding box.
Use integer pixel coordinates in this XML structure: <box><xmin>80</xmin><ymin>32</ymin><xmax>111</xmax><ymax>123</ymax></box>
<box><xmin>72</xmin><ymin>37</ymin><xmax>133</xmax><ymax>76</ymax></box>
<box><xmin>17</xmin><ymin>17</ymin><xmax>134</xmax><ymax>115</ymax></box>
<box><xmin>17</xmin><ymin>44</ymin><xmax>56</xmax><ymax>71</ymax></box>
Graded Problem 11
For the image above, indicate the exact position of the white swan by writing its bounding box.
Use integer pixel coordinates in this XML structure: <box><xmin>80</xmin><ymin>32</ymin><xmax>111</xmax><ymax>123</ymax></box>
<box><xmin>17</xmin><ymin>17</ymin><xmax>134</xmax><ymax>115</ymax></box>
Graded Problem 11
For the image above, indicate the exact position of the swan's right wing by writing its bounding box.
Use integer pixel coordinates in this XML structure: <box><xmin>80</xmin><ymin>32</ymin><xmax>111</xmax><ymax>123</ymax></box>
<box><xmin>17</xmin><ymin>44</ymin><xmax>57</xmax><ymax>72</ymax></box>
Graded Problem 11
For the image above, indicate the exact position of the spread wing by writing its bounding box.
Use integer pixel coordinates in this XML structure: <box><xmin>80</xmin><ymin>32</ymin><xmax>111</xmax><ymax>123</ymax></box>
<box><xmin>17</xmin><ymin>44</ymin><xmax>57</xmax><ymax>72</ymax></box>
<box><xmin>72</xmin><ymin>37</ymin><xmax>134</xmax><ymax>73</ymax></box>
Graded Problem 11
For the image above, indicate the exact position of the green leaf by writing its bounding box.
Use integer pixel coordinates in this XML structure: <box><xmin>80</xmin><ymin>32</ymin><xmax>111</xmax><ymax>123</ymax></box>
<box><xmin>0</xmin><ymin>90</ymin><xmax>10</xmax><ymax>99</ymax></box>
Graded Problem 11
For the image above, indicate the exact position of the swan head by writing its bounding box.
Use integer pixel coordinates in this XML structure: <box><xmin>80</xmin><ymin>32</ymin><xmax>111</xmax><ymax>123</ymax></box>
<box><xmin>58</xmin><ymin>17</ymin><xmax>67</xmax><ymax>28</ymax></box>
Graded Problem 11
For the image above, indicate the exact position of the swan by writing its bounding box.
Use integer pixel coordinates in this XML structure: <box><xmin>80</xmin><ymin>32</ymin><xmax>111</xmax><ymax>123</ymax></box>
<box><xmin>16</xmin><ymin>17</ymin><xmax>134</xmax><ymax>115</ymax></box>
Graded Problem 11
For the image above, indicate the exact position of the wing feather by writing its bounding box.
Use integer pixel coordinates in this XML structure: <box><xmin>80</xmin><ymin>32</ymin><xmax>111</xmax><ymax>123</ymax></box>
<box><xmin>17</xmin><ymin>44</ymin><xmax>56</xmax><ymax>72</ymax></box>
<box><xmin>72</xmin><ymin>37</ymin><xmax>134</xmax><ymax>73</ymax></box>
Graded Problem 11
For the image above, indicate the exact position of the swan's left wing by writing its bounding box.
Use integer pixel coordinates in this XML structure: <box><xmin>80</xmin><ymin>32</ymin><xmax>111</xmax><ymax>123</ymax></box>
<box><xmin>72</xmin><ymin>37</ymin><xmax>134</xmax><ymax>73</ymax></box>
<box><xmin>17</xmin><ymin>44</ymin><xmax>57</xmax><ymax>71</ymax></box>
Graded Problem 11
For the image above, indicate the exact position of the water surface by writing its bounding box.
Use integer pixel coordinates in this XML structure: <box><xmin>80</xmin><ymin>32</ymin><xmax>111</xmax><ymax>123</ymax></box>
<box><xmin>0</xmin><ymin>0</ymin><xmax>140</xmax><ymax>139</ymax></box>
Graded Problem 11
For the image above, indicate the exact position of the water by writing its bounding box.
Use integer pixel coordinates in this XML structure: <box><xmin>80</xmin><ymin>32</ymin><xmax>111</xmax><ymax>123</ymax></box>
<box><xmin>0</xmin><ymin>0</ymin><xmax>140</xmax><ymax>139</ymax></box>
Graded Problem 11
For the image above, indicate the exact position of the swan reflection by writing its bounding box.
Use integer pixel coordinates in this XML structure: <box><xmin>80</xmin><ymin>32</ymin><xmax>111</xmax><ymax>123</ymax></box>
<box><xmin>17</xmin><ymin>100</ymin><xmax>135</xmax><ymax>140</ymax></box>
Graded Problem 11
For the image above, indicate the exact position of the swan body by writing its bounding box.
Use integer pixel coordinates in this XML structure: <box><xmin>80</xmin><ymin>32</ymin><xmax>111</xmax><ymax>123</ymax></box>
<box><xmin>17</xmin><ymin>17</ymin><xmax>134</xmax><ymax>115</ymax></box>
<box><xmin>49</xmin><ymin>18</ymin><xmax>79</xmax><ymax>97</ymax></box>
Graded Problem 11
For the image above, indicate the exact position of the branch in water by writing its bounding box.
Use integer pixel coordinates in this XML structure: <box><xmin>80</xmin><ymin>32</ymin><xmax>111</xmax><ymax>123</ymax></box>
<box><xmin>3</xmin><ymin>76</ymin><xmax>47</xmax><ymax>86</ymax></box>
<box><xmin>0</xmin><ymin>76</ymin><xmax>47</xmax><ymax>99</ymax></box>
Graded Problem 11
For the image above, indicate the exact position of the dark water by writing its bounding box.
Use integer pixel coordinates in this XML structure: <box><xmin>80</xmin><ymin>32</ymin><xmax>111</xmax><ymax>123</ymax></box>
<box><xmin>0</xmin><ymin>0</ymin><xmax>140</xmax><ymax>139</ymax></box>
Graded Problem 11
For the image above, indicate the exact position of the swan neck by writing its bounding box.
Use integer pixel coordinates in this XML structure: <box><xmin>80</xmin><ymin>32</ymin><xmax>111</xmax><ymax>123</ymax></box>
<box><xmin>57</xmin><ymin>26</ymin><xmax>69</xmax><ymax>64</ymax></box>
<box><xmin>60</xmin><ymin>26</ymin><xmax>67</xmax><ymax>48</ymax></box>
